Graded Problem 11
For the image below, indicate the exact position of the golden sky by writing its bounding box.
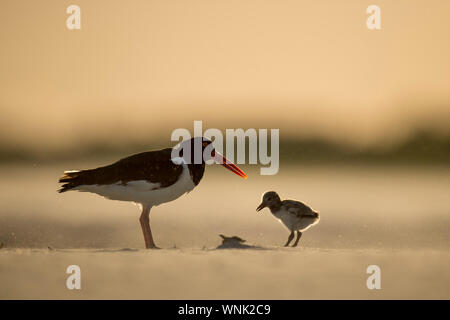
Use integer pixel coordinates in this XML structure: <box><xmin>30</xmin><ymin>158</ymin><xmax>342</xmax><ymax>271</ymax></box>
<box><xmin>1</xmin><ymin>0</ymin><xmax>450</xmax><ymax>151</ymax></box>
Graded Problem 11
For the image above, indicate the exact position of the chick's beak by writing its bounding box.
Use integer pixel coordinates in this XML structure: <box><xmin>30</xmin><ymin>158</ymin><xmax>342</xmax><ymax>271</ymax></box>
<box><xmin>256</xmin><ymin>202</ymin><xmax>266</xmax><ymax>212</ymax></box>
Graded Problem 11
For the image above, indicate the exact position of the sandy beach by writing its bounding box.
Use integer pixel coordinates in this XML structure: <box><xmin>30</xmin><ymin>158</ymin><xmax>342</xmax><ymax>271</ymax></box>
<box><xmin>1</xmin><ymin>164</ymin><xmax>449</xmax><ymax>299</ymax></box>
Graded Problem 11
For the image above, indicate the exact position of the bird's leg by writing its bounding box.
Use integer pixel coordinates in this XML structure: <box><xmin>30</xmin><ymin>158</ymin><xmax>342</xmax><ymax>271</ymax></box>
<box><xmin>284</xmin><ymin>231</ymin><xmax>295</xmax><ymax>247</ymax></box>
<box><xmin>292</xmin><ymin>231</ymin><xmax>302</xmax><ymax>247</ymax></box>
<box><xmin>139</xmin><ymin>205</ymin><xmax>158</xmax><ymax>249</ymax></box>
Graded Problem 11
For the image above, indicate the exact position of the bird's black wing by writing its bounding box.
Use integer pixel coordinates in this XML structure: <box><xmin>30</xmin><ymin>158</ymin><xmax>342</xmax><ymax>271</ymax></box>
<box><xmin>58</xmin><ymin>148</ymin><xmax>183</xmax><ymax>192</ymax></box>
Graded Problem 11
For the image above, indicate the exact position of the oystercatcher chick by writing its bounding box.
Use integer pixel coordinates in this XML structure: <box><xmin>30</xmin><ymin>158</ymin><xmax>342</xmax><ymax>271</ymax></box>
<box><xmin>256</xmin><ymin>191</ymin><xmax>320</xmax><ymax>247</ymax></box>
<box><xmin>58</xmin><ymin>137</ymin><xmax>247</xmax><ymax>249</ymax></box>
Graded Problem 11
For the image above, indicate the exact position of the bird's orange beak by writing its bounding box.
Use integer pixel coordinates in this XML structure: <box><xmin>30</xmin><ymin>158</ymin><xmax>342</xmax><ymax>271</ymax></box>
<box><xmin>214</xmin><ymin>152</ymin><xmax>248</xmax><ymax>179</ymax></box>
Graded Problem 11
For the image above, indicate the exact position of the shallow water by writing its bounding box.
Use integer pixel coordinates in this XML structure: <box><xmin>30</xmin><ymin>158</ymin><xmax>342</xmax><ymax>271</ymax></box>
<box><xmin>0</xmin><ymin>163</ymin><xmax>449</xmax><ymax>298</ymax></box>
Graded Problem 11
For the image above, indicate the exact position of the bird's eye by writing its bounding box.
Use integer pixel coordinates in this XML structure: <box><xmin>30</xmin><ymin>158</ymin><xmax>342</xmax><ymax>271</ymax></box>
<box><xmin>202</xmin><ymin>141</ymin><xmax>208</xmax><ymax>147</ymax></box>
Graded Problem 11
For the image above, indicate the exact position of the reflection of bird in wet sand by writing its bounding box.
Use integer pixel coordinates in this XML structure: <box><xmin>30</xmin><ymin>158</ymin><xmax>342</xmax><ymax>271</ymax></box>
<box><xmin>58</xmin><ymin>137</ymin><xmax>247</xmax><ymax>249</ymax></box>
<box><xmin>256</xmin><ymin>191</ymin><xmax>320</xmax><ymax>247</ymax></box>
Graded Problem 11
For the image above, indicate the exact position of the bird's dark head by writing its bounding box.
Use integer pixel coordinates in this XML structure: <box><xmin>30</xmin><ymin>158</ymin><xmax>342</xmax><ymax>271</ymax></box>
<box><xmin>256</xmin><ymin>191</ymin><xmax>281</xmax><ymax>212</ymax></box>
<box><xmin>172</xmin><ymin>137</ymin><xmax>214</xmax><ymax>164</ymax></box>
<box><xmin>172</xmin><ymin>137</ymin><xmax>247</xmax><ymax>179</ymax></box>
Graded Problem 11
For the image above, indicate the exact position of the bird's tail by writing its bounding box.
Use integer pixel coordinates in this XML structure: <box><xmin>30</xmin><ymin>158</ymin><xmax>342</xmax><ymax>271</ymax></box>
<box><xmin>313</xmin><ymin>210</ymin><xmax>320</xmax><ymax>219</ymax></box>
<box><xmin>58</xmin><ymin>170</ymin><xmax>82</xmax><ymax>193</ymax></box>
<box><xmin>312</xmin><ymin>211</ymin><xmax>320</xmax><ymax>225</ymax></box>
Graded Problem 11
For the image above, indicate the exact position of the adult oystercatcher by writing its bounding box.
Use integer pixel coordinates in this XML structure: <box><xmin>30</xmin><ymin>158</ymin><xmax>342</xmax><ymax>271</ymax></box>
<box><xmin>256</xmin><ymin>191</ymin><xmax>320</xmax><ymax>247</ymax></box>
<box><xmin>58</xmin><ymin>137</ymin><xmax>247</xmax><ymax>249</ymax></box>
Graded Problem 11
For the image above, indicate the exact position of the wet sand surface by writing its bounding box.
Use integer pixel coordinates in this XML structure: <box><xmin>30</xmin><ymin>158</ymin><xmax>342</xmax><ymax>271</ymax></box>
<box><xmin>0</xmin><ymin>163</ymin><xmax>449</xmax><ymax>299</ymax></box>
<box><xmin>1</xmin><ymin>248</ymin><xmax>449</xmax><ymax>299</ymax></box>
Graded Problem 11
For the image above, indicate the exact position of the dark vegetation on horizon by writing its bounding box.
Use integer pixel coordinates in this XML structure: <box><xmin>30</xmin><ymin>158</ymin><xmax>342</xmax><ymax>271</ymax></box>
<box><xmin>0</xmin><ymin>131</ymin><xmax>449</xmax><ymax>165</ymax></box>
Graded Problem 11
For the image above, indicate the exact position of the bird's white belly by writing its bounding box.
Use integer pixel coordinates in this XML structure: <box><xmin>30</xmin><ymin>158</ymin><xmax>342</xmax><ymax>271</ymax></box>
<box><xmin>274</xmin><ymin>209</ymin><xmax>320</xmax><ymax>232</ymax></box>
<box><xmin>73</xmin><ymin>163</ymin><xmax>196</xmax><ymax>206</ymax></box>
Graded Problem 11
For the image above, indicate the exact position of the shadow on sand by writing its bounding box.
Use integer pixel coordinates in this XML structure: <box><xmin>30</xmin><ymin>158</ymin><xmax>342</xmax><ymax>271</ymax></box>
<box><xmin>214</xmin><ymin>234</ymin><xmax>266</xmax><ymax>250</ymax></box>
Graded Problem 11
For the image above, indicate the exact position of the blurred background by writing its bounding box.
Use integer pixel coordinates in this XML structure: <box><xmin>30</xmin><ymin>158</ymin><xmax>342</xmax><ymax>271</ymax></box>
<box><xmin>1</xmin><ymin>0</ymin><xmax>449</xmax><ymax>244</ymax></box>
<box><xmin>1</xmin><ymin>0</ymin><xmax>450</xmax><ymax>247</ymax></box>
<box><xmin>1</xmin><ymin>0</ymin><xmax>450</xmax><ymax>162</ymax></box>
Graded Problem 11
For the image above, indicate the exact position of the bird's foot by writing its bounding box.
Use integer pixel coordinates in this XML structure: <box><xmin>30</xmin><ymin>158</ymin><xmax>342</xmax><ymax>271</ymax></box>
<box><xmin>146</xmin><ymin>245</ymin><xmax>161</xmax><ymax>250</ymax></box>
